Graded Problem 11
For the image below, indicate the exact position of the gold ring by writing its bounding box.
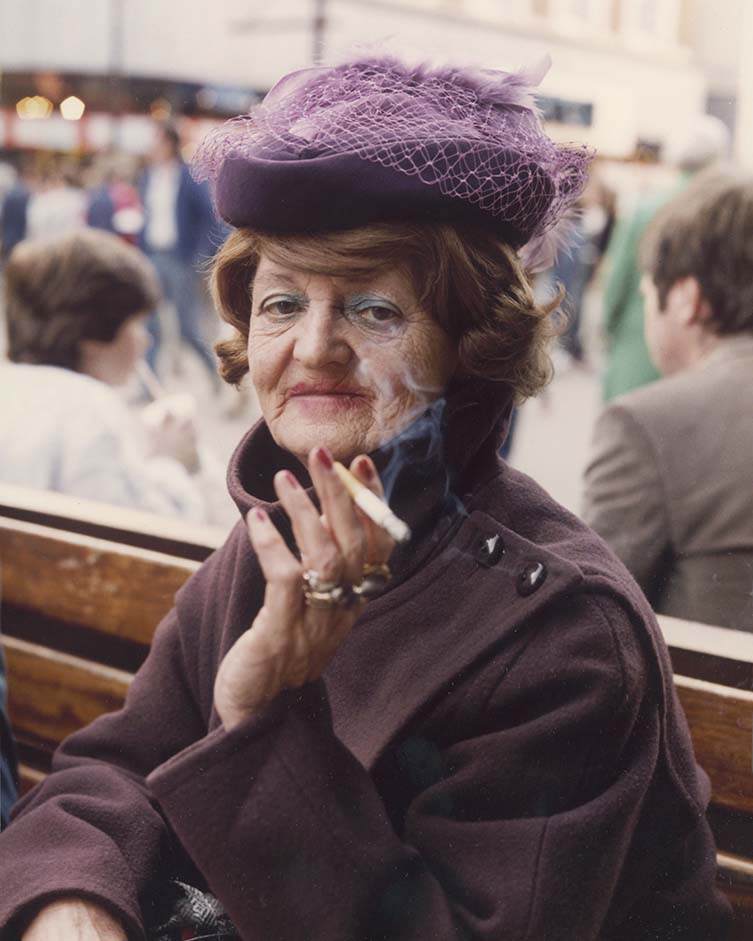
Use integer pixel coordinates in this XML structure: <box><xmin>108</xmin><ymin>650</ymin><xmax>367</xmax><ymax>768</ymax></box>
<box><xmin>353</xmin><ymin>562</ymin><xmax>392</xmax><ymax>601</ymax></box>
<box><xmin>302</xmin><ymin>570</ymin><xmax>353</xmax><ymax>609</ymax></box>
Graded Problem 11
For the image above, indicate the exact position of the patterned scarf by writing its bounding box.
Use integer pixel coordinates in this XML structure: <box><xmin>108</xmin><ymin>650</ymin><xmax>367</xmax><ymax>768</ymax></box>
<box><xmin>150</xmin><ymin>880</ymin><xmax>240</xmax><ymax>941</ymax></box>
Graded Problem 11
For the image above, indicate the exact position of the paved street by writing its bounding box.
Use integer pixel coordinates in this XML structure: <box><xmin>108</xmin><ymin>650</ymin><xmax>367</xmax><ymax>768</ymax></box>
<box><xmin>510</xmin><ymin>363</ymin><xmax>601</xmax><ymax>515</ymax></box>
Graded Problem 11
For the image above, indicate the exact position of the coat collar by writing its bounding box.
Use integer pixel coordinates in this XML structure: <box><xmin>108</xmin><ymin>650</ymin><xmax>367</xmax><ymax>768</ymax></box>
<box><xmin>700</xmin><ymin>332</ymin><xmax>753</xmax><ymax>369</ymax></box>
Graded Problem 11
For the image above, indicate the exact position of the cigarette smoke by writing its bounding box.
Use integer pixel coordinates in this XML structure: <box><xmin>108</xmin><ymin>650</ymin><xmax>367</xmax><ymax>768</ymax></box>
<box><xmin>356</xmin><ymin>358</ymin><xmax>467</xmax><ymax>519</ymax></box>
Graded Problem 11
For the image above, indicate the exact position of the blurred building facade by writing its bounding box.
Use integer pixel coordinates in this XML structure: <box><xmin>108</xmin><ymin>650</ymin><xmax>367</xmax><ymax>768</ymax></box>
<box><xmin>0</xmin><ymin>0</ymin><xmax>742</xmax><ymax>161</ymax></box>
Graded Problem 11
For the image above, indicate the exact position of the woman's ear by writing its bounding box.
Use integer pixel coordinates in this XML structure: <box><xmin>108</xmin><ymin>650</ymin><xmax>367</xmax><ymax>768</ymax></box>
<box><xmin>688</xmin><ymin>279</ymin><xmax>714</xmax><ymax>328</ymax></box>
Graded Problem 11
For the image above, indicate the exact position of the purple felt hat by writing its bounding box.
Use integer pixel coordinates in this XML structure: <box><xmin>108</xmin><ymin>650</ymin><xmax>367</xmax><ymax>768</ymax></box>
<box><xmin>193</xmin><ymin>54</ymin><xmax>591</xmax><ymax>262</ymax></box>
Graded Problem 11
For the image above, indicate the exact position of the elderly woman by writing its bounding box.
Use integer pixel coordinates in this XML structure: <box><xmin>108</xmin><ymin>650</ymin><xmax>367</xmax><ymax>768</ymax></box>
<box><xmin>0</xmin><ymin>56</ymin><xmax>728</xmax><ymax>940</ymax></box>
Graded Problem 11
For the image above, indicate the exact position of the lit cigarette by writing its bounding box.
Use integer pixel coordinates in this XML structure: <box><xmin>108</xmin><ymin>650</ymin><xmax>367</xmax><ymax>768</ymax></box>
<box><xmin>333</xmin><ymin>462</ymin><xmax>411</xmax><ymax>544</ymax></box>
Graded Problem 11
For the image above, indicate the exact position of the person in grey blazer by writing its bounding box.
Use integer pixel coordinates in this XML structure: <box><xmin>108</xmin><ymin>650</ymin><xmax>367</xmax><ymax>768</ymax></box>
<box><xmin>583</xmin><ymin>167</ymin><xmax>753</xmax><ymax>631</ymax></box>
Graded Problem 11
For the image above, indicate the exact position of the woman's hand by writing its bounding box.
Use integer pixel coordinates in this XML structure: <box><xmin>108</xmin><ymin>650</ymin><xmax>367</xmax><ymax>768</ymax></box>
<box><xmin>214</xmin><ymin>448</ymin><xmax>394</xmax><ymax>731</ymax></box>
<box><xmin>21</xmin><ymin>897</ymin><xmax>127</xmax><ymax>940</ymax></box>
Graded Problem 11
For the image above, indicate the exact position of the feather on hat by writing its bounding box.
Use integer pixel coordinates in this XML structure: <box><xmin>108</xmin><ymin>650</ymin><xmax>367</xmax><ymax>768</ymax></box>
<box><xmin>193</xmin><ymin>53</ymin><xmax>591</xmax><ymax>267</ymax></box>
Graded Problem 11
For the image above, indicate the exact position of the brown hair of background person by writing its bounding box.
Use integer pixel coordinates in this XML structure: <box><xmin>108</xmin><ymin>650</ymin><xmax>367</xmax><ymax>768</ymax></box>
<box><xmin>4</xmin><ymin>229</ymin><xmax>161</xmax><ymax>372</ymax></box>
<box><xmin>639</xmin><ymin>167</ymin><xmax>753</xmax><ymax>335</ymax></box>
<box><xmin>211</xmin><ymin>222</ymin><xmax>558</xmax><ymax>402</ymax></box>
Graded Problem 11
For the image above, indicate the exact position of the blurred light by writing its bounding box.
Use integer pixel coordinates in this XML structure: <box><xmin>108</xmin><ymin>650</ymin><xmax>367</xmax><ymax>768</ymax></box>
<box><xmin>16</xmin><ymin>96</ymin><xmax>53</xmax><ymax>120</ymax></box>
<box><xmin>60</xmin><ymin>95</ymin><xmax>86</xmax><ymax>121</ymax></box>
<box><xmin>150</xmin><ymin>98</ymin><xmax>172</xmax><ymax>120</ymax></box>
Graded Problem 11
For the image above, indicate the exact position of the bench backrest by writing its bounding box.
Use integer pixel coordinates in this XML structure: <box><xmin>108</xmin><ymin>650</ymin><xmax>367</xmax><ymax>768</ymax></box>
<box><xmin>0</xmin><ymin>491</ymin><xmax>220</xmax><ymax>790</ymax></box>
<box><xmin>0</xmin><ymin>482</ymin><xmax>223</xmax><ymax>562</ymax></box>
<box><xmin>660</xmin><ymin>613</ymin><xmax>753</xmax><ymax>691</ymax></box>
<box><xmin>671</xmin><ymin>673</ymin><xmax>753</xmax><ymax>936</ymax></box>
<box><xmin>674</xmin><ymin>675</ymin><xmax>753</xmax><ymax>816</ymax></box>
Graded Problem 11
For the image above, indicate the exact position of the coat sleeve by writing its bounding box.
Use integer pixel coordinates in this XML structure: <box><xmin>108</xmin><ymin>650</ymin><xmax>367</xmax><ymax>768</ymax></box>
<box><xmin>0</xmin><ymin>606</ymin><xmax>209</xmax><ymax>941</ymax></box>
<box><xmin>147</xmin><ymin>593</ymin><xmax>708</xmax><ymax>941</ymax></box>
<box><xmin>582</xmin><ymin>403</ymin><xmax>671</xmax><ymax>602</ymax></box>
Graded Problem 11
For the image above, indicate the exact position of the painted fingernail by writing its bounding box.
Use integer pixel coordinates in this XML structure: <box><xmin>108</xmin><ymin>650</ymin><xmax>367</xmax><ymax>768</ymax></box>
<box><xmin>316</xmin><ymin>447</ymin><xmax>333</xmax><ymax>470</ymax></box>
<box><xmin>357</xmin><ymin>456</ymin><xmax>375</xmax><ymax>480</ymax></box>
<box><xmin>283</xmin><ymin>470</ymin><xmax>301</xmax><ymax>489</ymax></box>
<box><xmin>253</xmin><ymin>507</ymin><xmax>268</xmax><ymax>523</ymax></box>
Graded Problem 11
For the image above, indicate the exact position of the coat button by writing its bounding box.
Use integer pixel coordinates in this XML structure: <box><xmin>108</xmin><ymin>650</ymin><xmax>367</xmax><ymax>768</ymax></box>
<box><xmin>474</xmin><ymin>533</ymin><xmax>505</xmax><ymax>567</ymax></box>
<box><xmin>517</xmin><ymin>561</ymin><xmax>547</xmax><ymax>596</ymax></box>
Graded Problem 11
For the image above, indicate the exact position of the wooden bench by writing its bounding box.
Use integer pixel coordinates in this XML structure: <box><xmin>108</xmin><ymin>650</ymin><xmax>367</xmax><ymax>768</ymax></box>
<box><xmin>659</xmin><ymin>615</ymin><xmax>753</xmax><ymax>935</ymax></box>
<box><xmin>0</xmin><ymin>484</ymin><xmax>223</xmax><ymax>791</ymax></box>
<box><xmin>2</xmin><ymin>487</ymin><xmax>753</xmax><ymax>932</ymax></box>
<box><xmin>670</xmin><ymin>673</ymin><xmax>753</xmax><ymax>938</ymax></box>
<box><xmin>0</xmin><ymin>482</ymin><xmax>224</xmax><ymax>562</ymax></box>
<box><xmin>661</xmin><ymin>613</ymin><xmax>753</xmax><ymax>691</ymax></box>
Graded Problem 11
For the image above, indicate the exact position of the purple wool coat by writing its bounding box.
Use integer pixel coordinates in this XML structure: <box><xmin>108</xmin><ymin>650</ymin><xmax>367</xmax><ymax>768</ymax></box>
<box><xmin>0</xmin><ymin>380</ymin><xmax>730</xmax><ymax>940</ymax></box>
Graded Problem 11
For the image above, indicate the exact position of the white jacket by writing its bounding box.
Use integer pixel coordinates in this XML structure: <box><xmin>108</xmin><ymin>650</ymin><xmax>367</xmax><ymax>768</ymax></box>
<box><xmin>0</xmin><ymin>362</ymin><xmax>207</xmax><ymax>523</ymax></box>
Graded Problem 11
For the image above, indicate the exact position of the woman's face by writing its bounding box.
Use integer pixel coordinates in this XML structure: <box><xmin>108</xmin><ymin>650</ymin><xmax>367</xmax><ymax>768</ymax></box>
<box><xmin>247</xmin><ymin>254</ymin><xmax>458</xmax><ymax>465</ymax></box>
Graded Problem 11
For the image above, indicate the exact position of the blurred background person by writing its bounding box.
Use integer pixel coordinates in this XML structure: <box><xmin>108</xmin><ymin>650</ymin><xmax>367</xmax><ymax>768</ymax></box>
<box><xmin>582</xmin><ymin>168</ymin><xmax>753</xmax><ymax>632</ymax></box>
<box><xmin>139</xmin><ymin>123</ymin><xmax>220</xmax><ymax>386</ymax></box>
<box><xmin>86</xmin><ymin>153</ymin><xmax>144</xmax><ymax>245</ymax></box>
<box><xmin>599</xmin><ymin>114</ymin><xmax>730</xmax><ymax>402</ymax></box>
<box><xmin>0</xmin><ymin>158</ymin><xmax>35</xmax><ymax>263</ymax></box>
<box><xmin>548</xmin><ymin>169</ymin><xmax>616</xmax><ymax>369</ymax></box>
<box><xmin>0</xmin><ymin>162</ymin><xmax>16</xmax><ymax>203</ymax></box>
<box><xmin>0</xmin><ymin>229</ymin><xmax>222</xmax><ymax>524</ymax></box>
<box><xmin>26</xmin><ymin>160</ymin><xmax>86</xmax><ymax>239</ymax></box>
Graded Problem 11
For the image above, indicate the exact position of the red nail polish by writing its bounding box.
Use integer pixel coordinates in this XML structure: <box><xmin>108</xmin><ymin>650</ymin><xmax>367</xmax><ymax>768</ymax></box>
<box><xmin>253</xmin><ymin>507</ymin><xmax>267</xmax><ymax>522</ymax></box>
<box><xmin>358</xmin><ymin>457</ymin><xmax>375</xmax><ymax>480</ymax></box>
<box><xmin>316</xmin><ymin>447</ymin><xmax>333</xmax><ymax>470</ymax></box>
<box><xmin>283</xmin><ymin>470</ymin><xmax>300</xmax><ymax>489</ymax></box>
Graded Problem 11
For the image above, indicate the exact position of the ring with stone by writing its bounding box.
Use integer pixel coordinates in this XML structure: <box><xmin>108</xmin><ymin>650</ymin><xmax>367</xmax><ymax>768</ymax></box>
<box><xmin>352</xmin><ymin>562</ymin><xmax>392</xmax><ymax>601</ymax></box>
<box><xmin>302</xmin><ymin>569</ymin><xmax>353</xmax><ymax>609</ymax></box>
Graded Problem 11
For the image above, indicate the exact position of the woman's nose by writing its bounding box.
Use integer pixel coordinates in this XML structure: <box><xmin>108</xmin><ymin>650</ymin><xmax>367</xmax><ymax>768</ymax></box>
<box><xmin>293</xmin><ymin>308</ymin><xmax>352</xmax><ymax>368</ymax></box>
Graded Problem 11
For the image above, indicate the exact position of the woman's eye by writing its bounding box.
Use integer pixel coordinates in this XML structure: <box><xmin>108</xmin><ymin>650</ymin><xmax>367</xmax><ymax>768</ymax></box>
<box><xmin>368</xmin><ymin>307</ymin><xmax>398</xmax><ymax>322</ymax></box>
<box><xmin>260</xmin><ymin>298</ymin><xmax>302</xmax><ymax>318</ymax></box>
<box><xmin>356</xmin><ymin>306</ymin><xmax>401</xmax><ymax>326</ymax></box>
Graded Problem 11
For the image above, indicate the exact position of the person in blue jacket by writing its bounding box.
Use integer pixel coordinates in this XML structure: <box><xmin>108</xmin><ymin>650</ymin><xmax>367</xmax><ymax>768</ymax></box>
<box><xmin>139</xmin><ymin>124</ymin><xmax>223</xmax><ymax>382</ymax></box>
<box><xmin>0</xmin><ymin>161</ymin><xmax>33</xmax><ymax>262</ymax></box>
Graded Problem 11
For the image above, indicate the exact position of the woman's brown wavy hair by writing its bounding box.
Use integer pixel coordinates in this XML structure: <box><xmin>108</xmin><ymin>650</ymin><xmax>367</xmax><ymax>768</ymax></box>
<box><xmin>210</xmin><ymin>222</ymin><xmax>559</xmax><ymax>402</ymax></box>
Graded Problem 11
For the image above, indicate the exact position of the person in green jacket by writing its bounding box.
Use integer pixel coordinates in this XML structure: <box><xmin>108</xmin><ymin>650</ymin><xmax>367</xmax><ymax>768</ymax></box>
<box><xmin>601</xmin><ymin>115</ymin><xmax>729</xmax><ymax>401</ymax></box>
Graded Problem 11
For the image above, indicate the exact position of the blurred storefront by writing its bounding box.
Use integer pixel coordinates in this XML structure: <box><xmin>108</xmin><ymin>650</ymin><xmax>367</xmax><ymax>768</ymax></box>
<box><xmin>0</xmin><ymin>0</ymin><xmax>741</xmax><ymax>164</ymax></box>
